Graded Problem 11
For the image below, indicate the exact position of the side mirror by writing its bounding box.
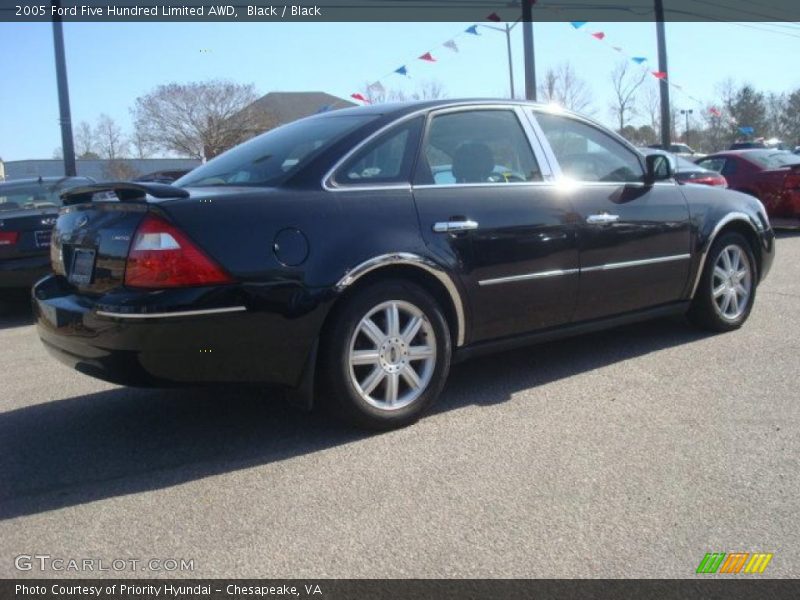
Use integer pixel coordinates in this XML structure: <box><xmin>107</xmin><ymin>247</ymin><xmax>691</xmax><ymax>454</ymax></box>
<box><xmin>645</xmin><ymin>154</ymin><xmax>673</xmax><ymax>184</ymax></box>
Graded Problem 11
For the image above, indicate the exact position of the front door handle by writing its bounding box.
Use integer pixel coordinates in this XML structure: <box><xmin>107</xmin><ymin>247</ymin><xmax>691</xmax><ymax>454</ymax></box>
<box><xmin>586</xmin><ymin>213</ymin><xmax>620</xmax><ymax>225</ymax></box>
<box><xmin>433</xmin><ymin>220</ymin><xmax>479</xmax><ymax>233</ymax></box>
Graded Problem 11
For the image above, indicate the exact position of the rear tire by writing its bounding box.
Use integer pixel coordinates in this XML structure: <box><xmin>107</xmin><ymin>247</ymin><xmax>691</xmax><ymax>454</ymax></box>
<box><xmin>687</xmin><ymin>232</ymin><xmax>757</xmax><ymax>332</ymax></box>
<box><xmin>319</xmin><ymin>279</ymin><xmax>451</xmax><ymax>430</ymax></box>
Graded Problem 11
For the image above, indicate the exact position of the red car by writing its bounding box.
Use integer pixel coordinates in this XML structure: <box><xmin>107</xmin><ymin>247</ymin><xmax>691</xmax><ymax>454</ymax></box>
<box><xmin>696</xmin><ymin>150</ymin><xmax>800</xmax><ymax>218</ymax></box>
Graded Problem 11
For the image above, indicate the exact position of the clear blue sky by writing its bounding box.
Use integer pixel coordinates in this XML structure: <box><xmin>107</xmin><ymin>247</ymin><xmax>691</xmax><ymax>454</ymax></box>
<box><xmin>1</xmin><ymin>20</ymin><xmax>797</xmax><ymax>160</ymax></box>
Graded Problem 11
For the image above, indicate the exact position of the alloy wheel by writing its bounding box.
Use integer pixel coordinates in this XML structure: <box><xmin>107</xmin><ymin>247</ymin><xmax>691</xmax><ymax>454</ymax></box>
<box><xmin>348</xmin><ymin>300</ymin><xmax>436</xmax><ymax>410</ymax></box>
<box><xmin>711</xmin><ymin>244</ymin><xmax>752</xmax><ymax>321</ymax></box>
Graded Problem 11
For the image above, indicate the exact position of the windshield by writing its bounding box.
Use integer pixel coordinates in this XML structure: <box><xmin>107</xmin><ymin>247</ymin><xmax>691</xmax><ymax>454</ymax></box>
<box><xmin>175</xmin><ymin>115</ymin><xmax>375</xmax><ymax>188</ymax></box>
<box><xmin>744</xmin><ymin>150</ymin><xmax>800</xmax><ymax>170</ymax></box>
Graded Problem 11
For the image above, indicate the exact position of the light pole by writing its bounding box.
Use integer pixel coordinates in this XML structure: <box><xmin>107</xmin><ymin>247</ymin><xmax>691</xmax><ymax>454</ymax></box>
<box><xmin>680</xmin><ymin>109</ymin><xmax>694</xmax><ymax>146</ymax></box>
<box><xmin>51</xmin><ymin>0</ymin><xmax>76</xmax><ymax>176</ymax></box>
<box><xmin>482</xmin><ymin>20</ymin><xmax>520</xmax><ymax>99</ymax></box>
<box><xmin>522</xmin><ymin>0</ymin><xmax>536</xmax><ymax>101</ymax></box>
<box><xmin>655</xmin><ymin>0</ymin><xmax>671</xmax><ymax>149</ymax></box>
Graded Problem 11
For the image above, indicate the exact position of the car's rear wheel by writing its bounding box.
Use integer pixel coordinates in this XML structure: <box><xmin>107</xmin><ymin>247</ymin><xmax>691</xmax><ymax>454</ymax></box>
<box><xmin>688</xmin><ymin>232</ymin><xmax>757</xmax><ymax>331</ymax></box>
<box><xmin>320</xmin><ymin>279</ymin><xmax>451</xmax><ymax>430</ymax></box>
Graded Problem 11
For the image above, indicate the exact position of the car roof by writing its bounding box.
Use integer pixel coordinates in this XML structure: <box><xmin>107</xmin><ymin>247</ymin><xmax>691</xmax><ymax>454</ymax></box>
<box><xmin>317</xmin><ymin>98</ymin><xmax>574</xmax><ymax>120</ymax></box>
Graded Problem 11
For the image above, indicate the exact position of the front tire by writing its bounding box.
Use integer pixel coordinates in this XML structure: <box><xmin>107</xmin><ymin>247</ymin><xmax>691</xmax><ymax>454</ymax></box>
<box><xmin>688</xmin><ymin>232</ymin><xmax>757</xmax><ymax>332</ymax></box>
<box><xmin>320</xmin><ymin>279</ymin><xmax>451</xmax><ymax>430</ymax></box>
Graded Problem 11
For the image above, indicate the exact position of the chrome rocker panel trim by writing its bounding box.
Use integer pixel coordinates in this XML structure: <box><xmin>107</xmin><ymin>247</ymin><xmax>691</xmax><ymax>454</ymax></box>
<box><xmin>96</xmin><ymin>306</ymin><xmax>247</xmax><ymax>319</ymax></box>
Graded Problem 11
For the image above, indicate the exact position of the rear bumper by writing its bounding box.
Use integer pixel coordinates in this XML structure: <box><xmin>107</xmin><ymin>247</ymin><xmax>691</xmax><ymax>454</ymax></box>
<box><xmin>0</xmin><ymin>254</ymin><xmax>50</xmax><ymax>289</ymax></box>
<box><xmin>33</xmin><ymin>275</ymin><xmax>327</xmax><ymax>388</ymax></box>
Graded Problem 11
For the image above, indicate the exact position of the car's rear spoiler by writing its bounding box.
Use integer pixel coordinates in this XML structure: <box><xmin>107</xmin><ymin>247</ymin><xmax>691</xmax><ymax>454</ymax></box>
<box><xmin>61</xmin><ymin>182</ymin><xmax>190</xmax><ymax>206</ymax></box>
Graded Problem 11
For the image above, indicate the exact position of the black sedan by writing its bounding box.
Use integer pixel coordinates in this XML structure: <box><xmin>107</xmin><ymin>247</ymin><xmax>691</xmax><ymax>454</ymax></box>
<box><xmin>640</xmin><ymin>148</ymin><xmax>727</xmax><ymax>188</ymax></box>
<box><xmin>33</xmin><ymin>100</ymin><xmax>774</xmax><ymax>429</ymax></box>
<box><xmin>1</xmin><ymin>176</ymin><xmax>94</xmax><ymax>289</ymax></box>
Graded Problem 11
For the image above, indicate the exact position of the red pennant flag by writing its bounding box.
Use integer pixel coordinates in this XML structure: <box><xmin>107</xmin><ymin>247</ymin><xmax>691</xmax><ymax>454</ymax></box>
<box><xmin>350</xmin><ymin>93</ymin><xmax>370</xmax><ymax>103</ymax></box>
<box><xmin>651</xmin><ymin>71</ymin><xmax>667</xmax><ymax>79</ymax></box>
<box><xmin>418</xmin><ymin>52</ymin><xmax>436</xmax><ymax>62</ymax></box>
<box><xmin>487</xmin><ymin>12</ymin><xmax>501</xmax><ymax>22</ymax></box>
<box><xmin>591</xmin><ymin>32</ymin><xmax>605</xmax><ymax>40</ymax></box>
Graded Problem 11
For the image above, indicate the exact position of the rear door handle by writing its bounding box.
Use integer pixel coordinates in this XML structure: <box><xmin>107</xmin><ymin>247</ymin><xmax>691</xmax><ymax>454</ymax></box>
<box><xmin>433</xmin><ymin>220</ymin><xmax>479</xmax><ymax>233</ymax></box>
<box><xmin>586</xmin><ymin>213</ymin><xmax>620</xmax><ymax>224</ymax></box>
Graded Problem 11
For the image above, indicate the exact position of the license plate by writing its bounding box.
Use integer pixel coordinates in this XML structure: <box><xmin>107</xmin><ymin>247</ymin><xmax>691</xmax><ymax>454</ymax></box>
<box><xmin>68</xmin><ymin>248</ymin><xmax>96</xmax><ymax>285</ymax></box>
<box><xmin>35</xmin><ymin>230</ymin><xmax>52</xmax><ymax>248</ymax></box>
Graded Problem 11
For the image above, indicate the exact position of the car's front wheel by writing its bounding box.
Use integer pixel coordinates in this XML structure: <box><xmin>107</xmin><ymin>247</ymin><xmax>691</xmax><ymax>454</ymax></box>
<box><xmin>688</xmin><ymin>231</ymin><xmax>757</xmax><ymax>331</ymax></box>
<box><xmin>320</xmin><ymin>280</ymin><xmax>451</xmax><ymax>430</ymax></box>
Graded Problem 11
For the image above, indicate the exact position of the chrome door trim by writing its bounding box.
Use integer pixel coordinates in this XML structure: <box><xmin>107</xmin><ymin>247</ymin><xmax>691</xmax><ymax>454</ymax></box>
<box><xmin>432</xmin><ymin>220</ymin><xmax>479</xmax><ymax>232</ymax></box>
<box><xmin>335</xmin><ymin>252</ymin><xmax>466</xmax><ymax>347</ymax></box>
<box><xmin>689</xmin><ymin>212</ymin><xmax>763</xmax><ymax>298</ymax></box>
<box><xmin>581</xmin><ymin>253</ymin><xmax>691</xmax><ymax>273</ymax></box>
<box><xmin>96</xmin><ymin>306</ymin><xmax>247</xmax><ymax>319</ymax></box>
<box><xmin>586</xmin><ymin>213</ymin><xmax>620</xmax><ymax>224</ymax></box>
<box><xmin>478</xmin><ymin>268</ymin><xmax>579</xmax><ymax>287</ymax></box>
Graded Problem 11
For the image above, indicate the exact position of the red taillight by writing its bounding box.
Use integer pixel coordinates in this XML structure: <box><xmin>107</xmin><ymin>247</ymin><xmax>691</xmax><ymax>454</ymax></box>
<box><xmin>0</xmin><ymin>232</ymin><xmax>19</xmax><ymax>246</ymax></box>
<box><xmin>124</xmin><ymin>213</ymin><xmax>233</xmax><ymax>288</ymax></box>
<box><xmin>784</xmin><ymin>171</ymin><xmax>800</xmax><ymax>191</ymax></box>
<box><xmin>691</xmin><ymin>175</ymin><xmax>728</xmax><ymax>188</ymax></box>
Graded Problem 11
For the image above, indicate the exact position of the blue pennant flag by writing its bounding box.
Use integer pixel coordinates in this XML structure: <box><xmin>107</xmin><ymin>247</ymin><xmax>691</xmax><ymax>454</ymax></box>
<box><xmin>631</xmin><ymin>56</ymin><xmax>647</xmax><ymax>64</ymax></box>
<box><xmin>570</xmin><ymin>21</ymin><xmax>587</xmax><ymax>29</ymax></box>
<box><xmin>465</xmin><ymin>25</ymin><xmax>480</xmax><ymax>35</ymax></box>
<box><xmin>394</xmin><ymin>66</ymin><xmax>408</xmax><ymax>76</ymax></box>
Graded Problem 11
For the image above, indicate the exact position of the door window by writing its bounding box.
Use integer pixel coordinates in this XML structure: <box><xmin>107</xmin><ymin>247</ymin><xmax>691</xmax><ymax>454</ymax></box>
<box><xmin>415</xmin><ymin>110</ymin><xmax>542</xmax><ymax>185</ymax></box>
<box><xmin>535</xmin><ymin>112</ymin><xmax>644</xmax><ymax>183</ymax></box>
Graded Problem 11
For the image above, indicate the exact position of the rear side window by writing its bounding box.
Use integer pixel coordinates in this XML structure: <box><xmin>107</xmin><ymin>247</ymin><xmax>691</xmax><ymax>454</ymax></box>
<box><xmin>176</xmin><ymin>115</ymin><xmax>375</xmax><ymax>188</ymax></box>
<box><xmin>535</xmin><ymin>111</ymin><xmax>644</xmax><ymax>183</ymax></box>
<box><xmin>697</xmin><ymin>158</ymin><xmax>726</xmax><ymax>173</ymax></box>
<box><xmin>334</xmin><ymin>116</ymin><xmax>423</xmax><ymax>185</ymax></box>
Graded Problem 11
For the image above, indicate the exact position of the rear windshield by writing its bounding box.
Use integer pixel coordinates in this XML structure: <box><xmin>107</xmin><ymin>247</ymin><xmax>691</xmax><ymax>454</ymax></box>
<box><xmin>176</xmin><ymin>115</ymin><xmax>375</xmax><ymax>188</ymax></box>
<box><xmin>0</xmin><ymin>179</ymin><xmax>89</xmax><ymax>211</ymax></box>
<box><xmin>744</xmin><ymin>151</ymin><xmax>800</xmax><ymax>169</ymax></box>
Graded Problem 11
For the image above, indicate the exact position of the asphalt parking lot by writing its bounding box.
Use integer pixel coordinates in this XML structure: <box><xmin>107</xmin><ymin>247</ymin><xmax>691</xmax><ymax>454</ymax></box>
<box><xmin>0</xmin><ymin>233</ymin><xmax>798</xmax><ymax>579</ymax></box>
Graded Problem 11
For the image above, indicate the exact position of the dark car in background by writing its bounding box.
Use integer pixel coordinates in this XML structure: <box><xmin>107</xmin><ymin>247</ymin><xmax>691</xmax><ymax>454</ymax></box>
<box><xmin>1</xmin><ymin>176</ymin><xmax>94</xmax><ymax>288</ymax></box>
<box><xmin>33</xmin><ymin>100</ymin><xmax>774</xmax><ymax>429</ymax></box>
<box><xmin>640</xmin><ymin>148</ymin><xmax>727</xmax><ymax>187</ymax></box>
<box><xmin>134</xmin><ymin>169</ymin><xmax>193</xmax><ymax>185</ymax></box>
<box><xmin>696</xmin><ymin>150</ymin><xmax>800</xmax><ymax>218</ymax></box>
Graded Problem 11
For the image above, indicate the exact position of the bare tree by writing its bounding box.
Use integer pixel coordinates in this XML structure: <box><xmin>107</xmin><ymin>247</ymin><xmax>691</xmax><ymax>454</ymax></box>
<box><xmin>642</xmin><ymin>85</ymin><xmax>661</xmax><ymax>133</ymax></box>
<box><xmin>130</xmin><ymin>128</ymin><xmax>156</xmax><ymax>159</ymax></box>
<box><xmin>411</xmin><ymin>79</ymin><xmax>447</xmax><ymax>101</ymax></box>
<box><xmin>609</xmin><ymin>61</ymin><xmax>648</xmax><ymax>132</ymax></box>
<box><xmin>132</xmin><ymin>80</ymin><xmax>270</xmax><ymax>159</ymax></box>
<box><xmin>362</xmin><ymin>79</ymin><xmax>446</xmax><ymax>104</ymax></box>
<box><xmin>95</xmin><ymin>114</ymin><xmax>128</xmax><ymax>160</ymax></box>
<box><xmin>74</xmin><ymin>121</ymin><xmax>99</xmax><ymax>158</ymax></box>
<box><xmin>537</xmin><ymin>62</ymin><xmax>593</xmax><ymax>114</ymax></box>
<box><xmin>103</xmin><ymin>160</ymin><xmax>138</xmax><ymax>181</ymax></box>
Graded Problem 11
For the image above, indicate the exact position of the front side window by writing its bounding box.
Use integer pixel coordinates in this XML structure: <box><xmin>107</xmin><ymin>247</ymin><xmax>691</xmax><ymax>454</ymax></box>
<box><xmin>334</xmin><ymin>117</ymin><xmax>423</xmax><ymax>185</ymax></box>
<box><xmin>176</xmin><ymin>115</ymin><xmax>375</xmax><ymax>188</ymax></box>
<box><xmin>415</xmin><ymin>109</ymin><xmax>542</xmax><ymax>185</ymax></box>
<box><xmin>535</xmin><ymin>112</ymin><xmax>644</xmax><ymax>183</ymax></box>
